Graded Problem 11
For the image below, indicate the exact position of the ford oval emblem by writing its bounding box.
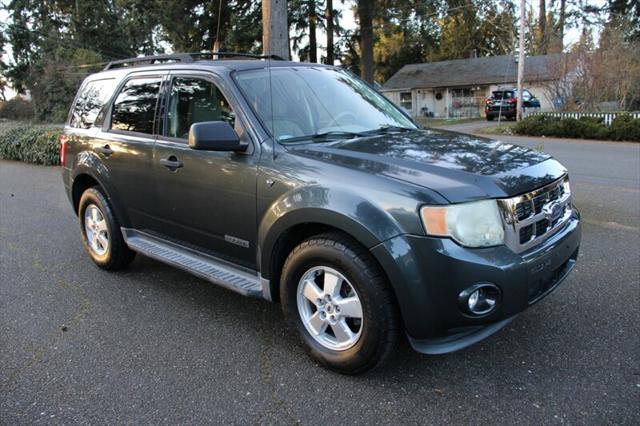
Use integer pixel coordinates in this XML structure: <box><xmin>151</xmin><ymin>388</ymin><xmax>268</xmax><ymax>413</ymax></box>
<box><xmin>543</xmin><ymin>202</ymin><xmax>563</xmax><ymax>222</ymax></box>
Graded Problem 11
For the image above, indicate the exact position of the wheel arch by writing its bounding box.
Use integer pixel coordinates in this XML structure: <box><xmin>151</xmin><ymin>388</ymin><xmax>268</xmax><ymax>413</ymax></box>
<box><xmin>71</xmin><ymin>154</ymin><xmax>130</xmax><ymax>227</ymax></box>
<box><xmin>260</xmin><ymin>214</ymin><xmax>398</xmax><ymax>305</ymax></box>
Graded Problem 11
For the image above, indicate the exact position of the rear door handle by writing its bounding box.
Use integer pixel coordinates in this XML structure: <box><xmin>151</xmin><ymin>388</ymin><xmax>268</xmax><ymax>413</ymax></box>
<box><xmin>96</xmin><ymin>144</ymin><xmax>113</xmax><ymax>157</ymax></box>
<box><xmin>160</xmin><ymin>156</ymin><xmax>183</xmax><ymax>171</ymax></box>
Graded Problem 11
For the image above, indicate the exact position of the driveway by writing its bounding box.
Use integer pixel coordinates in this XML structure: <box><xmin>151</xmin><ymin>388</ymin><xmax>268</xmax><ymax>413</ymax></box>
<box><xmin>1</xmin><ymin>139</ymin><xmax>639</xmax><ymax>424</ymax></box>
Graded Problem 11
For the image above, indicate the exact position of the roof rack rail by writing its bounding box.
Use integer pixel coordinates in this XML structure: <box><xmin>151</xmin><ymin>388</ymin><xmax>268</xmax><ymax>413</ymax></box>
<box><xmin>103</xmin><ymin>52</ymin><xmax>284</xmax><ymax>71</ymax></box>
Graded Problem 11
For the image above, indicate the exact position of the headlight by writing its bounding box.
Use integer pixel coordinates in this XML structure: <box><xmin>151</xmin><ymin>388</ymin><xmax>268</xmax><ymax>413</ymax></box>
<box><xmin>562</xmin><ymin>177</ymin><xmax>571</xmax><ymax>196</ymax></box>
<box><xmin>420</xmin><ymin>199</ymin><xmax>505</xmax><ymax>247</ymax></box>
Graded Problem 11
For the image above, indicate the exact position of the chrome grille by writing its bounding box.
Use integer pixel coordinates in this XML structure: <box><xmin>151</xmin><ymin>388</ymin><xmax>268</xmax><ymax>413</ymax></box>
<box><xmin>498</xmin><ymin>176</ymin><xmax>572</xmax><ymax>253</ymax></box>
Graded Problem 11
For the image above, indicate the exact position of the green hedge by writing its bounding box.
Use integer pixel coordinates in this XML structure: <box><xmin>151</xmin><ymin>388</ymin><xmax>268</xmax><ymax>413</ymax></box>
<box><xmin>0</xmin><ymin>123</ymin><xmax>63</xmax><ymax>165</ymax></box>
<box><xmin>513</xmin><ymin>114</ymin><xmax>640</xmax><ymax>142</ymax></box>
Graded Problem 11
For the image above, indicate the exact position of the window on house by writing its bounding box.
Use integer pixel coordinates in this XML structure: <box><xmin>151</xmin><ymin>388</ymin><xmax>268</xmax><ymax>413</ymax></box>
<box><xmin>451</xmin><ymin>88</ymin><xmax>474</xmax><ymax>98</ymax></box>
<box><xmin>400</xmin><ymin>92</ymin><xmax>412</xmax><ymax>111</ymax></box>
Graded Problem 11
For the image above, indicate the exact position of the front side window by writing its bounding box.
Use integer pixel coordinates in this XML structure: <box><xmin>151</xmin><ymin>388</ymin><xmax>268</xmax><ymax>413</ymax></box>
<box><xmin>110</xmin><ymin>77</ymin><xmax>162</xmax><ymax>134</ymax></box>
<box><xmin>400</xmin><ymin>92</ymin><xmax>412</xmax><ymax>110</ymax></box>
<box><xmin>166</xmin><ymin>77</ymin><xmax>235</xmax><ymax>139</ymax></box>
<box><xmin>70</xmin><ymin>78</ymin><xmax>116</xmax><ymax>129</ymax></box>
<box><xmin>234</xmin><ymin>67</ymin><xmax>416</xmax><ymax>142</ymax></box>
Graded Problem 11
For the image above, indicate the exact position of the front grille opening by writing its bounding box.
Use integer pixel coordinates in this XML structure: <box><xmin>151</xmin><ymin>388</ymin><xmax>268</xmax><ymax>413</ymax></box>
<box><xmin>520</xmin><ymin>225</ymin><xmax>534</xmax><ymax>243</ymax></box>
<box><xmin>535</xmin><ymin>219</ymin><xmax>550</xmax><ymax>236</ymax></box>
<box><xmin>516</xmin><ymin>201</ymin><xmax>534</xmax><ymax>220</ymax></box>
<box><xmin>505</xmin><ymin>176</ymin><xmax>572</xmax><ymax>252</ymax></box>
<box><xmin>548</xmin><ymin>186</ymin><xmax>561</xmax><ymax>201</ymax></box>
<box><xmin>533</xmin><ymin>194</ymin><xmax>547</xmax><ymax>214</ymax></box>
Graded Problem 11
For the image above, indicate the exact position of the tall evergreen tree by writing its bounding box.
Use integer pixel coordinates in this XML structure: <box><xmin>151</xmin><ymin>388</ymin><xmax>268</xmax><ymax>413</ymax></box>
<box><xmin>357</xmin><ymin>0</ymin><xmax>374</xmax><ymax>82</ymax></box>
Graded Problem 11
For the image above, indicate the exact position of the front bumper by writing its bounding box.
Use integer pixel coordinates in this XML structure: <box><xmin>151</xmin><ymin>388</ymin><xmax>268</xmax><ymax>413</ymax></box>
<box><xmin>371</xmin><ymin>210</ymin><xmax>581</xmax><ymax>353</ymax></box>
<box><xmin>486</xmin><ymin>108</ymin><xmax>516</xmax><ymax>118</ymax></box>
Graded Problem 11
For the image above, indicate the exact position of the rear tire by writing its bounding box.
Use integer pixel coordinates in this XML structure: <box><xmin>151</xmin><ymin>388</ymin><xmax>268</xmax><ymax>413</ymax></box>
<box><xmin>486</xmin><ymin>115</ymin><xmax>494</xmax><ymax>121</ymax></box>
<box><xmin>78</xmin><ymin>187</ymin><xmax>135</xmax><ymax>270</ymax></box>
<box><xmin>280</xmin><ymin>233</ymin><xmax>400</xmax><ymax>374</ymax></box>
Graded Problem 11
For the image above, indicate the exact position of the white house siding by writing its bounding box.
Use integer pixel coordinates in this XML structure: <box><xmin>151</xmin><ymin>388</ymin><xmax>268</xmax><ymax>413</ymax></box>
<box><xmin>383</xmin><ymin>91</ymin><xmax>400</xmax><ymax>106</ymax></box>
<box><xmin>382</xmin><ymin>90</ymin><xmax>414</xmax><ymax>116</ymax></box>
<box><xmin>383</xmin><ymin>89</ymin><xmax>448</xmax><ymax>118</ymax></box>
<box><xmin>525</xmin><ymin>84</ymin><xmax>553</xmax><ymax>110</ymax></box>
<box><xmin>384</xmin><ymin>81</ymin><xmax>555</xmax><ymax>119</ymax></box>
<box><xmin>415</xmin><ymin>89</ymin><xmax>436</xmax><ymax>117</ymax></box>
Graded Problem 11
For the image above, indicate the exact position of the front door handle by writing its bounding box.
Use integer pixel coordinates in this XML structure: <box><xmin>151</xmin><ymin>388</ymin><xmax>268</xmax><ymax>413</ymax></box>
<box><xmin>160</xmin><ymin>156</ymin><xmax>183</xmax><ymax>171</ymax></box>
<box><xmin>96</xmin><ymin>144</ymin><xmax>113</xmax><ymax>157</ymax></box>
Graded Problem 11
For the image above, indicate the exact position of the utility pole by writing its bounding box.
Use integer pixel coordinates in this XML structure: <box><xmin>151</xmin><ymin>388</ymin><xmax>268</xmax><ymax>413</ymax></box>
<box><xmin>357</xmin><ymin>0</ymin><xmax>374</xmax><ymax>83</ymax></box>
<box><xmin>325</xmin><ymin>0</ymin><xmax>335</xmax><ymax>65</ymax></box>
<box><xmin>262</xmin><ymin>0</ymin><xmax>290</xmax><ymax>60</ymax></box>
<box><xmin>517</xmin><ymin>0</ymin><xmax>526</xmax><ymax>121</ymax></box>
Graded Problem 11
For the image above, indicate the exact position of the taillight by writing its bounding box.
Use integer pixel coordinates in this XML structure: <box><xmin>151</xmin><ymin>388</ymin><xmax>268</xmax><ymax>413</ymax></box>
<box><xmin>508</xmin><ymin>97</ymin><xmax>518</xmax><ymax>104</ymax></box>
<box><xmin>59</xmin><ymin>134</ymin><xmax>68</xmax><ymax>167</ymax></box>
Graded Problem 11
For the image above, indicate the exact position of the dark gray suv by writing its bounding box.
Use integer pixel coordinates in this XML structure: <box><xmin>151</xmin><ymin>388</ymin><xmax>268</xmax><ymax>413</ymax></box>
<box><xmin>61</xmin><ymin>52</ymin><xmax>581</xmax><ymax>374</ymax></box>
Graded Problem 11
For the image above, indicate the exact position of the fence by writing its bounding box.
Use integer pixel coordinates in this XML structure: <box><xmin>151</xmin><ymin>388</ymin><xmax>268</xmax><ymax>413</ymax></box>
<box><xmin>524</xmin><ymin>111</ymin><xmax>640</xmax><ymax>126</ymax></box>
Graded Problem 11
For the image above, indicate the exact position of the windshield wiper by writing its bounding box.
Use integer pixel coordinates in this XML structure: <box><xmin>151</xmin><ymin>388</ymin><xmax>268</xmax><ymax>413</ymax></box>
<box><xmin>361</xmin><ymin>125</ymin><xmax>415</xmax><ymax>135</ymax></box>
<box><xmin>279</xmin><ymin>131</ymin><xmax>365</xmax><ymax>143</ymax></box>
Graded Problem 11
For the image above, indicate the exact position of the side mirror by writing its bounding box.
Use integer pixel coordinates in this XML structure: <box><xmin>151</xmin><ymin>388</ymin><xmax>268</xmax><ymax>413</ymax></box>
<box><xmin>188</xmin><ymin>121</ymin><xmax>247</xmax><ymax>152</ymax></box>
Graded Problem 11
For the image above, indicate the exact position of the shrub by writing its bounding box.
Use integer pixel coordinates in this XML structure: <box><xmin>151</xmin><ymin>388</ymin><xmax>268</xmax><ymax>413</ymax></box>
<box><xmin>0</xmin><ymin>98</ymin><xmax>35</xmax><ymax>120</ymax></box>
<box><xmin>513</xmin><ymin>114</ymin><xmax>640</xmax><ymax>142</ymax></box>
<box><xmin>608</xmin><ymin>114</ymin><xmax>640</xmax><ymax>141</ymax></box>
<box><xmin>0</xmin><ymin>124</ymin><xmax>63</xmax><ymax>165</ymax></box>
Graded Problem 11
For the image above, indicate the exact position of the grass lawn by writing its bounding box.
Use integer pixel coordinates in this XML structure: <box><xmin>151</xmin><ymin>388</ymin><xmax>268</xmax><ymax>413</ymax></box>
<box><xmin>415</xmin><ymin>117</ymin><xmax>484</xmax><ymax>127</ymax></box>
<box><xmin>477</xmin><ymin>123</ymin><xmax>516</xmax><ymax>136</ymax></box>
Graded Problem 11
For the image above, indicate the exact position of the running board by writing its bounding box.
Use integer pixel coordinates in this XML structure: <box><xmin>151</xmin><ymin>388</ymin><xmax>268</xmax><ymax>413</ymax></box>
<box><xmin>121</xmin><ymin>228</ymin><xmax>263</xmax><ymax>298</ymax></box>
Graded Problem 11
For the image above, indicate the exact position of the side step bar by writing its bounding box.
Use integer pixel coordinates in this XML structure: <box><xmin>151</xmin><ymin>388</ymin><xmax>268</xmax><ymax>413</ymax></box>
<box><xmin>121</xmin><ymin>228</ymin><xmax>264</xmax><ymax>298</ymax></box>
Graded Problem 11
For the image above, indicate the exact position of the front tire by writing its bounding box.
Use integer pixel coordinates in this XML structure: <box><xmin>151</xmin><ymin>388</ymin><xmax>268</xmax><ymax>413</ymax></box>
<box><xmin>280</xmin><ymin>233</ymin><xmax>400</xmax><ymax>374</ymax></box>
<box><xmin>78</xmin><ymin>187</ymin><xmax>135</xmax><ymax>270</ymax></box>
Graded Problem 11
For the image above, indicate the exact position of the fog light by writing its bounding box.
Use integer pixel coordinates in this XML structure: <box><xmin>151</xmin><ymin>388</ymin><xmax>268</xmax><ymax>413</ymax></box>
<box><xmin>459</xmin><ymin>283</ymin><xmax>501</xmax><ymax>316</ymax></box>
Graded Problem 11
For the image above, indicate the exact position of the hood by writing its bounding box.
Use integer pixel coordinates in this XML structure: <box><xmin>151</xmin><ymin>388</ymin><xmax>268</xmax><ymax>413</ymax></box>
<box><xmin>287</xmin><ymin>129</ymin><xmax>567</xmax><ymax>203</ymax></box>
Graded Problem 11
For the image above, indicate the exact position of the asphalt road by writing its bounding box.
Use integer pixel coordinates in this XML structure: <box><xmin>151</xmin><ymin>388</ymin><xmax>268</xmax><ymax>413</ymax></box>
<box><xmin>1</xmin><ymin>135</ymin><xmax>639</xmax><ymax>424</ymax></box>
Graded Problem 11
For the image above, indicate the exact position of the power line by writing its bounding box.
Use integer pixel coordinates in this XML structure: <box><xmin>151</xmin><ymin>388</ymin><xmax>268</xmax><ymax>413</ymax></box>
<box><xmin>0</xmin><ymin>21</ymin><xmax>131</xmax><ymax>61</ymax></box>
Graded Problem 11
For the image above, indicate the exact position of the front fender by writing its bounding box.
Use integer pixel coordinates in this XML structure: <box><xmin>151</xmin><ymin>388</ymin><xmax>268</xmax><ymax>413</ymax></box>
<box><xmin>258</xmin><ymin>185</ymin><xmax>404</xmax><ymax>279</ymax></box>
<box><xmin>72</xmin><ymin>151</ymin><xmax>130</xmax><ymax>227</ymax></box>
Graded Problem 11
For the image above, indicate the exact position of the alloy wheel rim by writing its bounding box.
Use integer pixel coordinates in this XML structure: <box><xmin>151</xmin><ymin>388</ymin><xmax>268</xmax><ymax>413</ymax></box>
<box><xmin>296</xmin><ymin>266</ymin><xmax>364</xmax><ymax>351</ymax></box>
<box><xmin>84</xmin><ymin>204</ymin><xmax>109</xmax><ymax>256</ymax></box>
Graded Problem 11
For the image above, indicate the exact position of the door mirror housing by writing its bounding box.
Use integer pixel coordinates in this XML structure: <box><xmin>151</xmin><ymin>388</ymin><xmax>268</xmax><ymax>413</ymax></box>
<box><xmin>188</xmin><ymin>121</ymin><xmax>247</xmax><ymax>152</ymax></box>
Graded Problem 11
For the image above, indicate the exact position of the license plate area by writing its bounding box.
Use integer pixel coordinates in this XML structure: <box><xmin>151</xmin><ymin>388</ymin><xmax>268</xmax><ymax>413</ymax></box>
<box><xmin>527</xmin><ymin>247</ymin><xmax>578</xmax><ymax>304</ymax></box>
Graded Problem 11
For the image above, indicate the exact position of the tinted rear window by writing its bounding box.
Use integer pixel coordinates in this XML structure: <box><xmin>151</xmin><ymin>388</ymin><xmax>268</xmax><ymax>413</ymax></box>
<box><xmin>69</xmin><ymin>79</ymin><xmax>116</xmax><ymax>129</ymax></box>
<box><xmin>492</xmin><ymin>91</ymin><xmax>514</xmax><ymax>100</ymax></box>
<box><xmin>110</xmin><ymin>77</ymin><xmax>162</xmax><ymax>134</ymax></box>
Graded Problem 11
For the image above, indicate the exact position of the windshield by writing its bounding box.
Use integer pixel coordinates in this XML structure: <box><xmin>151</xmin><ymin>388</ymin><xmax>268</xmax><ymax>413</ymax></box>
<box><xmin>234</xmin><ymin>66</ymin><xmax>417</xmax><ymax>142</ymax></box>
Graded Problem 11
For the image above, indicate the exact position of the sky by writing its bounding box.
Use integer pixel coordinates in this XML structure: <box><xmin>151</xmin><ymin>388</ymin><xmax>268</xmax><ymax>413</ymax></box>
<box><xmin>1</xmin><ymin>1</ymin><xmax>607</xmax><ymax>98</ymax></box>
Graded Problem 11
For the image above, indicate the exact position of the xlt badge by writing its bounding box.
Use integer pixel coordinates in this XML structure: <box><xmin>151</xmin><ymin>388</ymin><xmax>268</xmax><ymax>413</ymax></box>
<box><xmin>225</xmin><ymin>235</ymin><xmax>249</xmax><ymax>248</ymax></box>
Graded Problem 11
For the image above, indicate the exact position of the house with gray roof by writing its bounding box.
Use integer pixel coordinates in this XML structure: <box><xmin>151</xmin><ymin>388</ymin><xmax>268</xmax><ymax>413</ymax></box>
<box><xmin>381</xmin><ymin>54</ymin><xmax>563</xmax><ymax>118</ymax></box>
